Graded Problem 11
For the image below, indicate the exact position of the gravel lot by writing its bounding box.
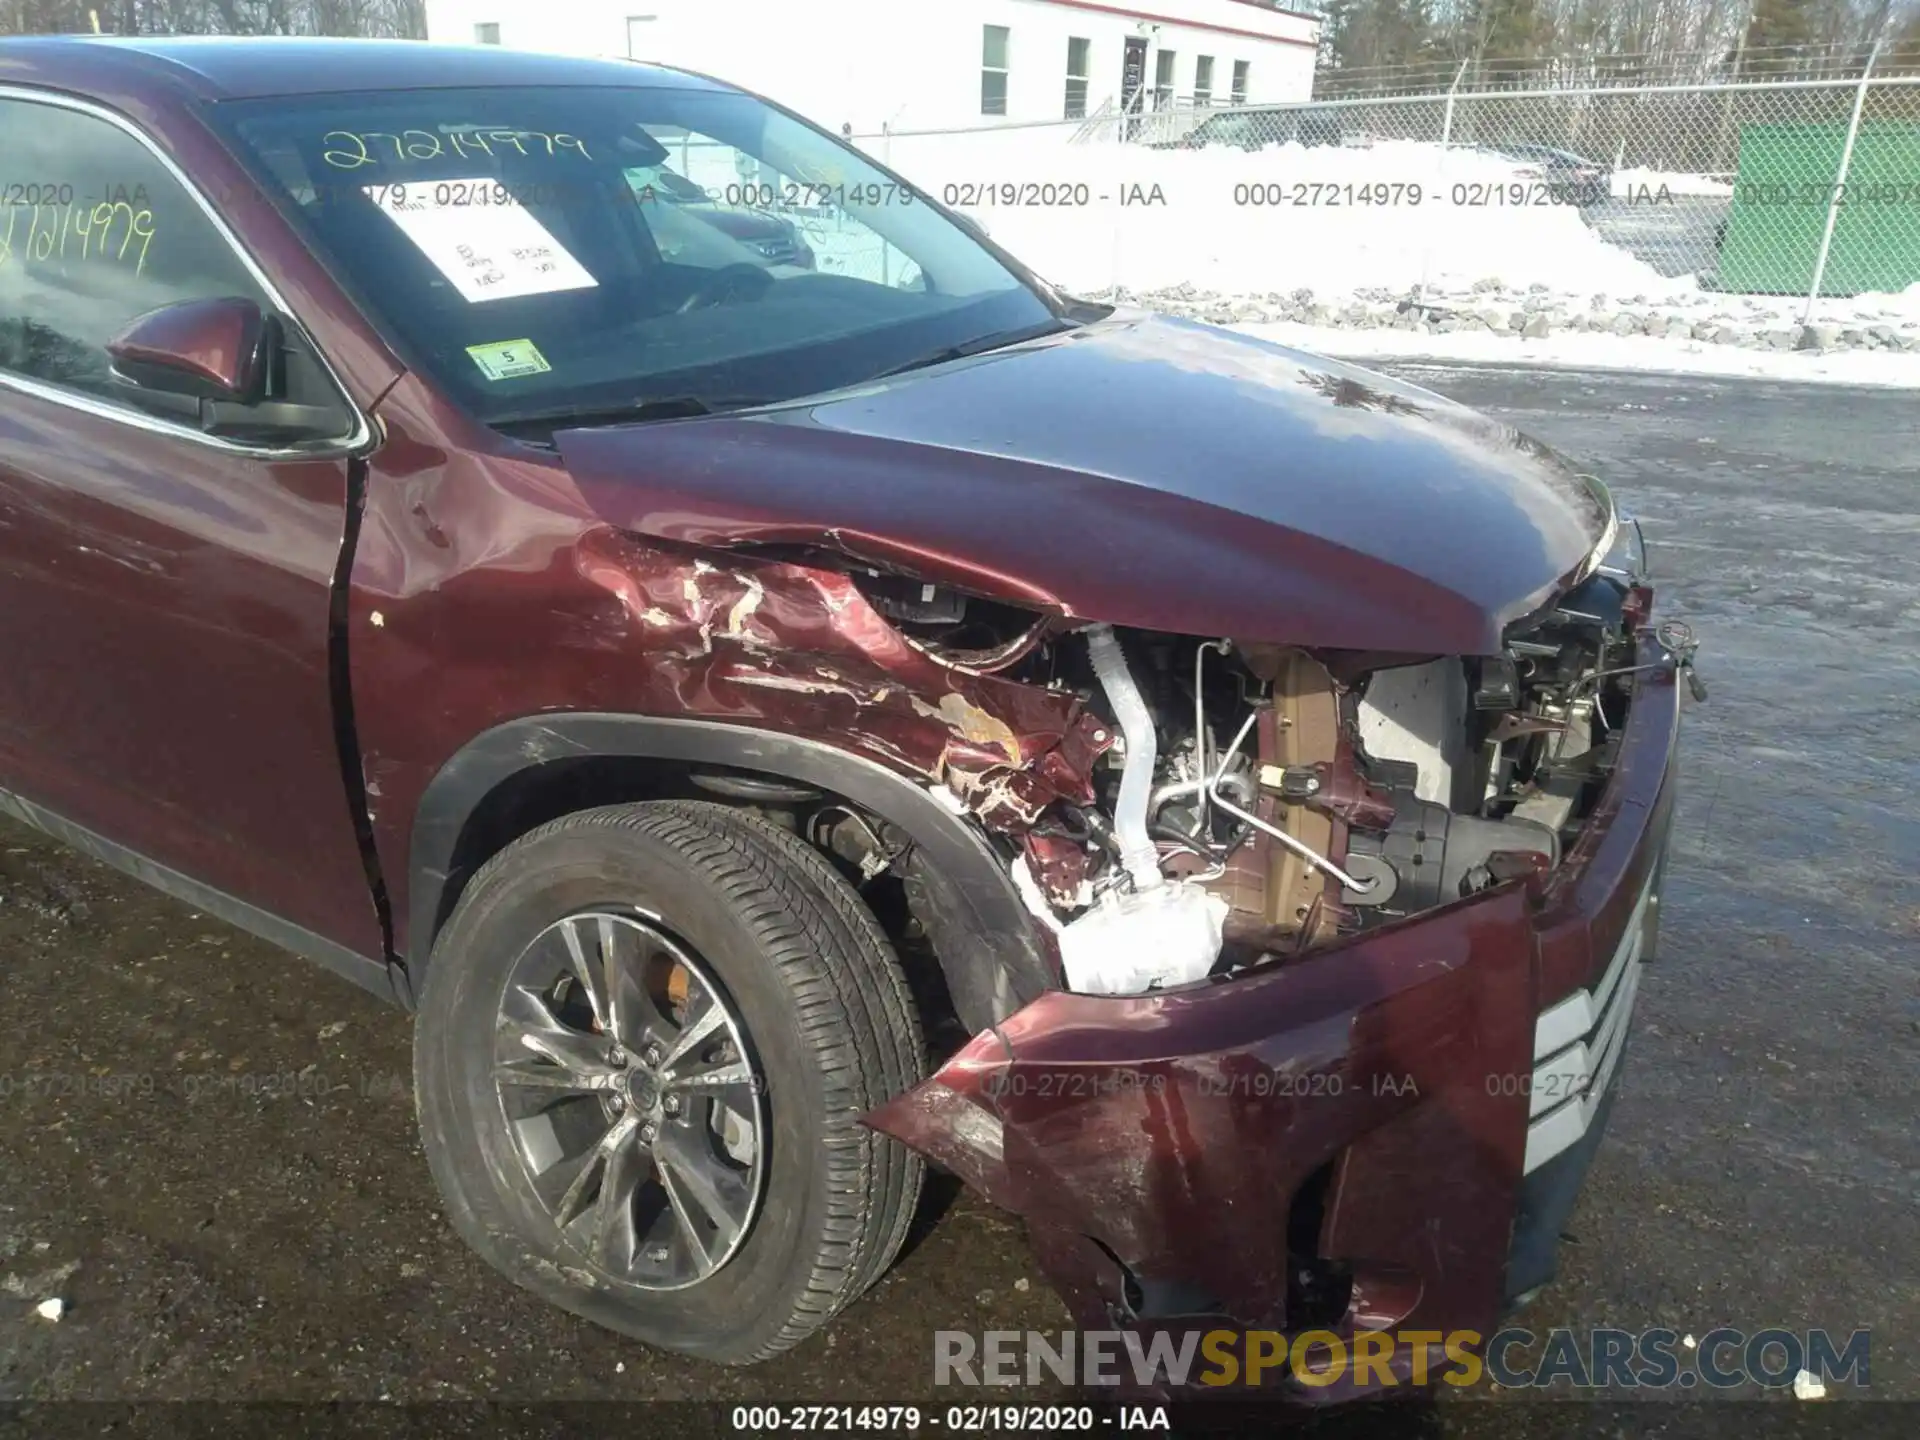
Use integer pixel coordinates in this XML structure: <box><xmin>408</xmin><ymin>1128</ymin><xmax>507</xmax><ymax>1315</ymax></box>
<box><xmin>0</xmin><ymin>363</ymin><xmax>1914</xmax><ymax>1435</ymax></box>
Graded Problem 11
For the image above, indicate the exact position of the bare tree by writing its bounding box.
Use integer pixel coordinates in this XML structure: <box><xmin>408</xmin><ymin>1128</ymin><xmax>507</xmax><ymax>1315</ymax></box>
<box><xmin>0</xmin><ymin>0</ymin><xmax>423</xmax><ymax>37</ymax></box>
<box><xmin>1316</xmin><ymin>0</ymin><xmax>1920</xmax><ymax>92</ymax></box>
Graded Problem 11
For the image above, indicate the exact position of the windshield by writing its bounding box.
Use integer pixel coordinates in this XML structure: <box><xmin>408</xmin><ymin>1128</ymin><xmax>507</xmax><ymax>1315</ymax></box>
<box><xmin>211</xmin><ymin>84</ymin><xmax>1058</xmax><ymax>424</ymax></box>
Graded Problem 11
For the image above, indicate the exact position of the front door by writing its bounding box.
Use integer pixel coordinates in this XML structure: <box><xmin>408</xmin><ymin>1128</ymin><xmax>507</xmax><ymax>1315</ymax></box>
<box><xmin>0</xmin><ymin>89</ymin><xmax>384</xmax><ymax>968</ymax></box>
<box><xmin>1121</xmin><ymin>37</ymin><xmax>1148</xmax><ymax>139</ymax></box>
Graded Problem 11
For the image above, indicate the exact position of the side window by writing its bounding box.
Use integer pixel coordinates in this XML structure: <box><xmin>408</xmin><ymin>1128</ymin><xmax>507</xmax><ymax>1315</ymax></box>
<box><xmin>0</xmin><ymin>97</ymin><xmax>273</xmax><ymax>407</ymax></box>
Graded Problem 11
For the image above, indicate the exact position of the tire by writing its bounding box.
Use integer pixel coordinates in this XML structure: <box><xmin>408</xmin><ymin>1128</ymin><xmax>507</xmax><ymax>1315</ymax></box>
<box><xmin>413</xmin><ymin>799</ymin><xmax>925</xmax><ymax>1363</ymax></box>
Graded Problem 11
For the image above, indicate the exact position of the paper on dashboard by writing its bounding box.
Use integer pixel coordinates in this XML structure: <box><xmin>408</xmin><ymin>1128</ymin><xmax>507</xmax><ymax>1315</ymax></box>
<box><xmin>366</xmin><ymin>180</ymin><xmax>598</xmax><ymax>303</ymax></box>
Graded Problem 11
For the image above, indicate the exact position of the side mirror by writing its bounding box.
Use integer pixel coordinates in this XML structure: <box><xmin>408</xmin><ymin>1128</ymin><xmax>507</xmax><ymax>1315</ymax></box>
<box><xmin>106</xmin><ymin>297</ymin><xmax>347</xmax><ymax>444</ymax></box>
<box><xmin>108</xmin><ymin>296</ymin><xmax>270</xmax><ymax>405</ymax></box>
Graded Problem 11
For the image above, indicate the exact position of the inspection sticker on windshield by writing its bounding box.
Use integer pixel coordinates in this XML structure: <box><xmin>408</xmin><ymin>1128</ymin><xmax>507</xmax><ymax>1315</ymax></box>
<box><xmin>466</xmin><ymin>340</ymin><xmax>552</xmax><ymax>381</ymax></box>
<box><xmin>365</xmin><ymin>180</ymin><xmax>597</xmax><ymax>303</ymax></box>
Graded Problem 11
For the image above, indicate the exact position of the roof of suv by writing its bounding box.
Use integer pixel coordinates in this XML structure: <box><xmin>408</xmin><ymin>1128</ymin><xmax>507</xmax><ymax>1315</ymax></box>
<box><xmin>0</xmin><ymin>35</ymin><xmax>724</xmax><ymax>103</ymax></box>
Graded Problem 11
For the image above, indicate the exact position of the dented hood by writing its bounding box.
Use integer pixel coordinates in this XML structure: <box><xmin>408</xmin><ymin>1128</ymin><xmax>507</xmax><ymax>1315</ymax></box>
<box><xmin>555</xmin><ymin>312</ymin><xmax>1613</xmax><ymax>654</ymax></box>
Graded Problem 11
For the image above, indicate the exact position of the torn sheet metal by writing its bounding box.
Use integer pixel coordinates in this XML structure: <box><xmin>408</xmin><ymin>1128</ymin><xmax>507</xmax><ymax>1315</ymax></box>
<box><xmin>573</xmin><ymin>528</ymin><xmax>1111</xmax><ymax>832</ymax></box>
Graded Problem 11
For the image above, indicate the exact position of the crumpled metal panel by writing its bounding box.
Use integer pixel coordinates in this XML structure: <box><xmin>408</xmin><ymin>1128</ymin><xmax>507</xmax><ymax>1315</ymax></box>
<box><xmin>573</xmin><ymin>528</ymin><xmax>1112</xmax><ymax>832</ymax></box>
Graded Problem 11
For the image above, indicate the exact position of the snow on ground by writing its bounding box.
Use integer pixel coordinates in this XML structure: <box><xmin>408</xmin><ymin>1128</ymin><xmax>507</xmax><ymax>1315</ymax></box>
<box><xmin>840</xmin><ymin>126</ymin><xmax>1920</xmax><ymax>380</ymax></box>
<box><xmin>865</xmin><ymin>127</ymin><xmax>1693</xmax><ymax>298</ymax></box>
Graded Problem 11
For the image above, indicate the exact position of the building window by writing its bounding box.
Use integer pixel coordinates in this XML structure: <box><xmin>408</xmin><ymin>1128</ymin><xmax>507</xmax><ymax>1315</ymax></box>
<box><xmin>1065</xmin><ymin>36</ymin><xmax>1090</xmax><ymax>120</ymax></box>
<box><xmin>1153</xmin><ymin>49</ymin><xmax>1176</xmax><ymax>110</ymax></box>
<box><xmin>1232</xmin><ymin>60</ymin><xmax>1250</xmax><ymax>105</ymax></box>
<box><xmin>982</xmin><ymin>25</ymin><xmax>1010</xmax><ymax>116</ymax></box>
<box><xmin>626</xmin><ymin>15</ymin><xmax>655</xmax><ymax>59</ymax></box>
<box><xmin>473</xmin><ymin>21</ymin><xmax>500</xmax><ymax>43</ymax></box>
<box><xmin>1194</xmin><ymin>55</ymin><xmax>1214</xmax><ymax>107</ymax></box>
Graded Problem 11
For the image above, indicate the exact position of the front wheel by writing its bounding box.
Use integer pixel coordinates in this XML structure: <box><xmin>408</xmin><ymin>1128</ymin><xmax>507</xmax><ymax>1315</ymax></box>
<box><xmin>413</xmin><ymin>800</ymin><xmax>925</xmax><ymax>1363</ymax></box>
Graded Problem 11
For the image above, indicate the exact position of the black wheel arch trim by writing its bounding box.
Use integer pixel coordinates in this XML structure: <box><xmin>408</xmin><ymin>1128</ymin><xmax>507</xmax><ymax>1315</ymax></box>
<box><xmin>404</xmin><ymin>713</ymin><xmax>1057</xmax><ymax>1034</ymax></box>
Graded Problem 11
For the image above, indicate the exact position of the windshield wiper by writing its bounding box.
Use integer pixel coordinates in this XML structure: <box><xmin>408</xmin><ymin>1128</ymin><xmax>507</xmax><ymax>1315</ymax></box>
<box><xmin>490</xmin><ymin>395</ymin><xmax>770</xmax><ymax>436</ymax></box>
<box><xmin>871</xmin><ymin>318</ymin><xmax>1076</xmax><ymax>381</ymax></box>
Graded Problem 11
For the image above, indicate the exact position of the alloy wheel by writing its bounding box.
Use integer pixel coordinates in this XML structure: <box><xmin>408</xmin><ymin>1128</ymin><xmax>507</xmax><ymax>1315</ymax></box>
<box><xmin>492</xmin><ymin>910</ymin><xmax>767</xmax><ymax>1291</ymax></box>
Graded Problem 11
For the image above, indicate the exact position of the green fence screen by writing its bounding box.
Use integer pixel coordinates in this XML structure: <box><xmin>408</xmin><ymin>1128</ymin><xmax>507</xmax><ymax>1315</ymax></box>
<box><xmin>1717</xmin><ymin>120</ymin><xmax>1920</xmax><ymax>297</ymax></box>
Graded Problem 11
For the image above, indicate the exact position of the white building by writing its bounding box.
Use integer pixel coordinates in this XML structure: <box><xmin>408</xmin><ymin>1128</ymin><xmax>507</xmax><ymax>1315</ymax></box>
<box><xmin>423</xmin><ymin>0</ymin><xmax>1322</xmax><ymax>137</ymax></box>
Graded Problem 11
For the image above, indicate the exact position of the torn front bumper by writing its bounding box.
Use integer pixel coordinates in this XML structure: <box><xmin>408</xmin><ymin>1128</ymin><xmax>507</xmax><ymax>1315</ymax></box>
<box><xmin>865</xmin><ymin>634</ymin><xmax>1684</xmax><ymax>1400</ymax></box>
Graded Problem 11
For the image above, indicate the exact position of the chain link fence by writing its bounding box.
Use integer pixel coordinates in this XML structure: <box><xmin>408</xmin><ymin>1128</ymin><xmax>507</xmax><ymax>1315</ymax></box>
<box><xmin>644</xmin><ymin>74</ymin><xmax>1920</xmax><ymax>317</ymax></box>
<box><xmin>1051</xmin><ymin>74</ymin><xmax>1920</xmax><ymax>305</ymax></box>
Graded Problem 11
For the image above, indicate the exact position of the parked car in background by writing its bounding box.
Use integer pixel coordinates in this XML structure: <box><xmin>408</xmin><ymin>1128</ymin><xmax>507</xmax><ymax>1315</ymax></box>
<box><xmin>0</xmin><ymin>34</ymin><xmax>1700</xmax><ymax>1397</ymax></box>
<box><xmin>1154</xmin><ymin>102</ymin><xmax>1348</xmax><ymax>151</ymax></box>
<box><xmin>1481</xmin><ymin>142</ymin><xmax>1612</xmax><ymax>206</ymax></box>
<box><xmin>626</xmin><ymin>163</ymin><xmax>816</xmax><ymax>270</ymax></box>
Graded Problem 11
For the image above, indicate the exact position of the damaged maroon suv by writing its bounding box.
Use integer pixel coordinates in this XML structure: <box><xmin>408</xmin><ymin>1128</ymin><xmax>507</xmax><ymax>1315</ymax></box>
<box><xmin>0</xmin><ymin>37</ymin><xmax>1704</xmax><ymax>1391</ymax></box>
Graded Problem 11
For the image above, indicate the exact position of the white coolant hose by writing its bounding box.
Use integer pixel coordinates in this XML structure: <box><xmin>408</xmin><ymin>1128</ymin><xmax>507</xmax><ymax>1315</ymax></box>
<box><xmin>1084</xmin><ymin>624</ymin><xmax>1164</xmax><ymax>893</ymax></box>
